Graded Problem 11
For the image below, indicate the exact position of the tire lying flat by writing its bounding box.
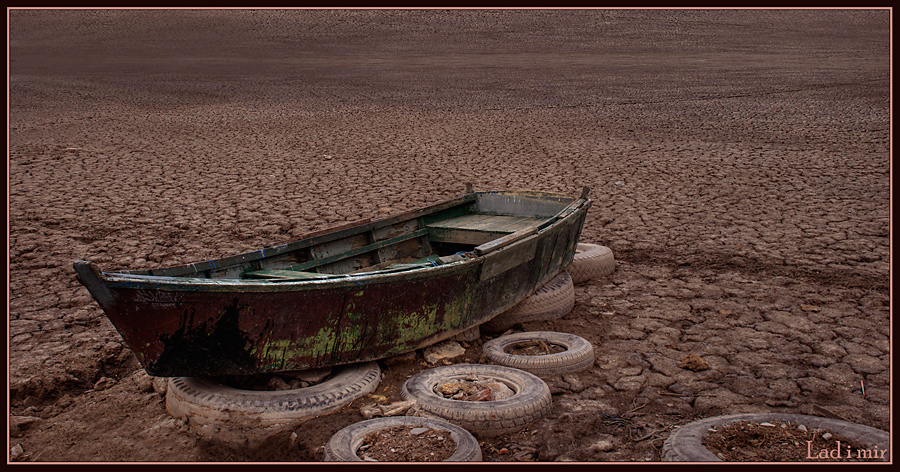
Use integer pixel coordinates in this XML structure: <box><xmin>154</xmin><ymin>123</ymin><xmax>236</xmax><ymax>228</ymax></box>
<box><xmin>483</xmin><ymin>271</ymin><xmax>575</xmax><ymax>333</ymax></box>
<box><xmin>662</xmin><ymin>413</ymin><xmax>891</xmax><ymax>462</ymax></box>
<box><xmin>324</xmin><ymin>416</ymin><xmax>482</xmax><ymax>462</ymax></box>
<box><xmin>401</xmin><ymin>363</ymin><xmax>551</xmax><ymax>437</ymax></box>
<box><xmin>567</xmin><ymin>243</ymin><xmax>615</xmax><ymax>284</ymax></box>
<box><xmin>483</xmin><ymin>331</ymin><xmax>595</xmax><ymax>377</ymax></box>
<box><xmin>166</xmin><ymin>362</ymin><xmax>381</xmax><ymax>426</ymax></box>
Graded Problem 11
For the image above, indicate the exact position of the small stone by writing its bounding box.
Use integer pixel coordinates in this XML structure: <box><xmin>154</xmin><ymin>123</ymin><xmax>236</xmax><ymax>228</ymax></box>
<box><xmin>409</xmin><ymin>427</ymin><xmax>430</xmax><ymax>436</ymax></box>
<box><xmin>800</xmin><ymin>304</ymin><xmax>822</xmax><ymax>312</ymax></box>
<box><xmin>151</xmin><ymin>377</ymin><xmax>168</xmax><ymax>395</ymax></box>
<box><xmin>759</xmin><ymin>422</ymin><xmax>776</xmax><ymax>427</ymax></box>
<box><xmin>798</xmin><ymin>424</ymin><xmax>808</xmax><ymax>432</ymax></box>
<box><xmin>438</xmin><ymin>382</ymin><xmax>463</xmax><ymax>396</ymax></box>
<box><xmin>590</xmin><ymin>439</ymin><xmax>615</xmax><ymax>452</ymax></box>
<box><xmin>513</xmin><ymin>447</ymin><xmax>537</xmax><ymax>461</ymax></box>
<box><xmin>822</xmin><ymin>432</ymin><xmax>833</xmax><ymax>440</ymax></box>
<box><xmin>10</xmin><ymin>444</ymin><xmax>24</xmax><ymax>461</ymax></box>
<box><xmin>360</xmin><ymin>404</ymin><xmax>380</xmax><ymax>419</ymax></box>
<box><xmin>679</xmin><ymin>354</ymin><xmax>710</xmax><ymax>372</ymax></box>
<box><xmin>424</xmin><ymin>341</ymin><xmax>466</xmax><ymax>364</ymax></box>
<box><xmin>130</xmin><ymin>370</ymin><xmax>154</xmax><ymax>392</ymax></box>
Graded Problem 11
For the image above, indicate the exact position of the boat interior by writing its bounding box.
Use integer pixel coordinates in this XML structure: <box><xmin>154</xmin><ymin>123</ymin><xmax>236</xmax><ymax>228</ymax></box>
<box><xmin>131</xmin><ymin>190</ymin><xmax>580</xmax><ymax>281</ymax></box>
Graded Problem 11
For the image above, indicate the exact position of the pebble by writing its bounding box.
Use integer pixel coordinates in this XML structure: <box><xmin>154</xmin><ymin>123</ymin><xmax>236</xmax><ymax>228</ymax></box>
<box><xmin>93</xmin><ymin>377</ymin><xmax>116</xmax><ymax>391</ymax></box>
<box><xmin>151</xmin><ymin>377</ymin><xmax>168</xmax><ymax>395</ymax></box>
<box><xmin>10</xmin><ymin>444</ymin><xmax>24</xmax><ymax>461</ymax></box>
<box><xmin>423</xmin><ymin>341</ymin><xmax>466</xmax><ymax>364</ymax></box>
<box><xmin>679</xmin><ymin>354</ymin><xmax>710</xmax><ymax>372</ymax></box>
<box><xmin>590</xmin><ymin>439</ymin><xmax>615</xmax><ymax>452</ymax></box>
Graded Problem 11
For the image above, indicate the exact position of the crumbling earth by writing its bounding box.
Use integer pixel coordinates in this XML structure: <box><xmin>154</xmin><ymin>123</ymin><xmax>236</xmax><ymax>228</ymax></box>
<box><xmin>702</xmin><ymin>420</ymin><xmax>882</xmax><ymax>462</ymax></box>
<box><xmin>8</xmin><ymin>9</ymin><xmax>890</xmax><ymax>462</ymax></box>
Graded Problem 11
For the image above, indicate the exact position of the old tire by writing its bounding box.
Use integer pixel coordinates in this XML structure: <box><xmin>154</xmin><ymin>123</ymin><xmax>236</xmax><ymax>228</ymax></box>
<box><xmin>483</xmin><ymin>271</ymin><xmax>575</xmax><ymax>333</ymax></box>
<box><xmin>323</xmin><ymin>416</ymin><xmax>482</xmax><ymax>462</ymax></box>
<box><xmin>401</xmin><ymin>363</ymin><xmax>551</xmax><ymax>437</ymax></box>
<box><xmin>567</xmin><ymin>243</ymin><xmax>615</xmax><ymax>284</ymax></box>
<box><xmin>662</xmin><ymin>413</ymin><xmax>891</xmax><ymax>462</ymax></box>
<box><xmin>166</xmin><ymin>362</ymin><xmax>381</xmax><ymax>426</ymax></box>
<box><xmin>483</xmin><ymin>331</ymin><xmax>594</xmax><ymax>377</ymax></box>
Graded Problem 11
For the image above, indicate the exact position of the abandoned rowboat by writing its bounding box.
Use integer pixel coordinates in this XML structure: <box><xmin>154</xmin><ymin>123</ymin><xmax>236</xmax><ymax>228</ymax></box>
<box><xmin>74</xmin><ymin>185</ymin><xmax>592</xmax><ymax>377</ymax></box>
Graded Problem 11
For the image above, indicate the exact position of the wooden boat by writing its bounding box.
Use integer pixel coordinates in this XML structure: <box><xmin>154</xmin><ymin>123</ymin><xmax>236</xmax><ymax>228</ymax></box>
<box><xmin>74</xmin><ymin>185</ymin><xmax>592</xmax><ymax>377</ymax></box>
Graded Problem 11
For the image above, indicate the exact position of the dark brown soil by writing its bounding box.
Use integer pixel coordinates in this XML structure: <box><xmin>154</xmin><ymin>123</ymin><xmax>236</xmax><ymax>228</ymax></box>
<box><xmin>703</xmin><ymin>421</ymin><xmax>884</xmax><ymax>462</ymax></box>
<box><xmin>507</xmin><ymin>341</ymin><xmax>568</xmax><ymax>356</ymax></box>
<box><xmin>359</xmin><ymin>426</ymin><xmax>457</xmax><ymax>462</ymax></box>
<box><xmin>8</xmin><ymin>9</ymin><xmax>890</xmax><ymax>463</ymax></box>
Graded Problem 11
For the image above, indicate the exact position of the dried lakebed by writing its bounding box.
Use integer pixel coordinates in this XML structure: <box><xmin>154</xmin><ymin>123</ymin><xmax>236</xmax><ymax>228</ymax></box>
<box><xmin>8</xmin><ymin>9</ymin><xmax>890</xmax><ymax>462</ymax></box>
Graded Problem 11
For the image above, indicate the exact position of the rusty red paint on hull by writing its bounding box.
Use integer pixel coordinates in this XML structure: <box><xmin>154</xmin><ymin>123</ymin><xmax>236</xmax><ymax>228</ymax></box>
<box><xmin>103</xmin><ymin>266</ymin><xmax>479</xmax><ymax>376</ymax></box>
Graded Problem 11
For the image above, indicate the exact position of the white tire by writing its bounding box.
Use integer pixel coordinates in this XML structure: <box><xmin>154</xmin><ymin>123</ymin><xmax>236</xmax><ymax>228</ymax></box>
<box><xmin>400</xmin><ymin>363</ymin><xmax>551</xmax><ymax>437</ymax></box>
<box><xmin>483</xmin><ymin>271</ymin><xmax>575</xmax><ymax>333</ymax></box>
<box><xmin>166</xmin><ymin>362</ymin><xmax>381</xmax><ymax>426</ymax></box>
<box><xmin>483</xmin><ymin>331</ymin><xmax>595</xmax><ymax>377</ymax></box>
<box><xmin>567</xmin><ymin>243</ymin><xmax>615</xmax><ymax>284</ymax></box>
<box><xmin>323</xmin><ymin>416</ymin><xmax>482</xmax><ymax>462</ymax></box>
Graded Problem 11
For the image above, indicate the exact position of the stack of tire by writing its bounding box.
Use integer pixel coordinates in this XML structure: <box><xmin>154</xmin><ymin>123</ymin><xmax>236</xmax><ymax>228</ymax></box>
<box><xmin>166</xmin><ymin>243</ymin><xmax>615</xmax><ymax>462</ymax></box>
<box><xmin>483</xmin><ymin>243</ymin><xmax>615</xmax><ymax>332</ymax></box>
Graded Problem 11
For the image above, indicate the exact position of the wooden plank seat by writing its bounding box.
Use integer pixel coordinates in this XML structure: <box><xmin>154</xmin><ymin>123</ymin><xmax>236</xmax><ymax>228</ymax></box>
<box><xmin>426</xmin><ymin>213</ymin><xmax>546</xmax><ymax>245</ymax></box>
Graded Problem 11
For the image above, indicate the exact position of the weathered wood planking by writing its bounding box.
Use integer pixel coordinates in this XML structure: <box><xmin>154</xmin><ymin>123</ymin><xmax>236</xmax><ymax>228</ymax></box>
<box><xmin>426</xmin><ymin>214</ymin><xmax>545</xmax><ymax>245</ymax></box>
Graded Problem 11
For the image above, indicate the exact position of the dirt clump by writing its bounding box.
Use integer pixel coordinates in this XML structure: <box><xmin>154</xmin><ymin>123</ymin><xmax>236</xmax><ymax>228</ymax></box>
<box><xmin>507</xmin><ymin>341</ymin><xmax>567</xmax><ymax>356</ymax></box>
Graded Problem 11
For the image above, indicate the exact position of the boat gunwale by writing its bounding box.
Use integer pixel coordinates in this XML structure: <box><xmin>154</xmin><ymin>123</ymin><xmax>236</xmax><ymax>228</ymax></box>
<box><xmin>93</xmin><ymin>201</ymin><xmax>590</xmax><ymax>292</ymax></box>
<box><xmin>99</xmin><ymin>256</ymin><xmax>479</xmax><ymax>291</ymax></box>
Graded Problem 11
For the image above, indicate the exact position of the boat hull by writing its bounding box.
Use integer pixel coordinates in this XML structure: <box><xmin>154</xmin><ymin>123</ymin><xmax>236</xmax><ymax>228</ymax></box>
<box><xmin>75</xmin><ymin>190</ymin><xmax>591</xmax><ymax>376</ymax></box>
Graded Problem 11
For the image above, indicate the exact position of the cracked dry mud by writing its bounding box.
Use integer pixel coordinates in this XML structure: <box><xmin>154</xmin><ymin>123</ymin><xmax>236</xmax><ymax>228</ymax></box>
<box><xmin>8</xmin><ymin>9</ymin><xmax>890</xmax><ymax>462</ymax></box>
